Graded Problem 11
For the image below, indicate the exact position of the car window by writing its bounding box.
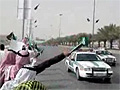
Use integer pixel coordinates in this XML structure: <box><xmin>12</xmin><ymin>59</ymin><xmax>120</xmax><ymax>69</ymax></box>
<box><xmin>76</xmin><ymin>54</ymin><xmax>101</xmax><ymax>61</ymax></box>
<box><xmin>100</xmin><ymin>50</ymin><xmax>110</xmax><ymax>55</ymax></box>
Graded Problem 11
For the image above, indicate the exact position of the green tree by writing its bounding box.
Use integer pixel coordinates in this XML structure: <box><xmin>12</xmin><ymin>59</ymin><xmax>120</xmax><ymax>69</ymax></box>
<box><xmin>97</xmin><ymin>24</ymin><xmax>120</xmax><ymax>49</ymax></box>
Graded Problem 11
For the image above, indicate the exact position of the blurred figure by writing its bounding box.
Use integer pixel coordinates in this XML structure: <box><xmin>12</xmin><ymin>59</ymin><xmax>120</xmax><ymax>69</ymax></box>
<box><xmin>0</xmin><ymin>50</ymin><xmax>16</xmax><ymax>87</ymax></box>
<box><xmin>0</xmin><ymin>50</ymin><xmax>70</xmax><ymax>90</ymax></box>
<box><xmin>0</xmin><ymin>50</ymin><xmax>17</xmax><ymax>72</ymax></box>
<box><xmin>10</xmin><ymin>50</ymin><xmax>30</xmax><ymax>80</ymax></box>
<box><xmin>22</xmin><ymin>37</ymin><xmax>28</xmax><ymax>45</ymax></box>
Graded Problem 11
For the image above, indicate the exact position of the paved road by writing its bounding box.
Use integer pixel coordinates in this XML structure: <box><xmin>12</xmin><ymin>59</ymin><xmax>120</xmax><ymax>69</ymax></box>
<box><xmin>36</xmin><ymin>46</ymin><xmax>120</xmax><ymax>90</ymax></box>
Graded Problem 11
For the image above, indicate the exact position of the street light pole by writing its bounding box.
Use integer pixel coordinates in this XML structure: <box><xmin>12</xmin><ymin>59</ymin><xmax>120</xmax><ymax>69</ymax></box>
<box><xmin>29</xmin><ymin>19</ymin><xmax>37</xmax><ymax>40</ymax></box>
<box><xmin>22</xmin><ymin>0</ymin><xmax>25</xmax><ymax>39</ymax></box>
<box><xmin>59</xmin><ymin>14</ymin><xmax>63</xmax><ymax>38</ymax></box>
<box><xmin>92</xmin><ymin>0</ymin><xmax>96</xmax><ymax>48</ymax></box>
<box><xmin>29</xmin><ymin>19</ymin><xmax>32</xmax><ymax>38</ymax></box>
<box><xmin>29</xmin><ymin>4</ymin><xmax>39</xmax><ymax>40</ymax></box>
<box><xmin>87</xmin><ymin>0</ymin><xmax>99</xmax><ymax>48</ymax></box>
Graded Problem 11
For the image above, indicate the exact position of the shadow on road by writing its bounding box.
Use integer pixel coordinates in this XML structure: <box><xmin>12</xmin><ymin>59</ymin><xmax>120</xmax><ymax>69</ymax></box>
<box><xmin>47</xmin><ymin>84</ymin><xmax>67</xmax><ymax>89</ymax></box>
<box><xmin>86</xmin><ymin>78</ymin><xmax>112</xmax><ymax>84</ymax></box>
<box><xmin>68</xmin><ymin>72</ymin><xmax>112</xmax><ymax>84</ymax></box>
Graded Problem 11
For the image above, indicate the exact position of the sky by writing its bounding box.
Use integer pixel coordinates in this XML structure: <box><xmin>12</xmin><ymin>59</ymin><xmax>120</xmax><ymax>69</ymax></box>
<box><xmin>0</xmin><ymin>0</ymin><xmax>120</xmax><ymax>40</ymax></box>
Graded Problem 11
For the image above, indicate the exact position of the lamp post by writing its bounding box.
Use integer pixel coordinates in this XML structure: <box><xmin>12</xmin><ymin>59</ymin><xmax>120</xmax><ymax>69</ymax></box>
<box><xmin>22</xmin><ymin>0</ymin><xmax>25</xmax><ymax>39</ymax></box>
<box><xmin>29</xmin><ymin>4</ymin><xmax>40</xmax><ymax>39</ymax></box>
<box><xmin>87</xmin><ymin>0</ymin><xmax>99</xmax><ymax>48</ymax></box>
<box><xmin>91</xmin><ymin>0</ymin><xmax>96</xmax><ymax>48</ymax></box>
<box><xmin>29</xmin><ymin>19</ymin><xmax>37</xmax><ymax>39</ymax></box>
<box><xmin>59</xmin><ymin>14</ymin><xmax>63</xmax><ymax>38</ymax></box>
<box><xmin>17</xmin><ymin>0</ymin><xmax>32</xmax><ymax>39</ymax></box>
<box><xmin>31</xmin><ymin>25</ymin><xmax>37</xmax><ymax>40</ymax></box>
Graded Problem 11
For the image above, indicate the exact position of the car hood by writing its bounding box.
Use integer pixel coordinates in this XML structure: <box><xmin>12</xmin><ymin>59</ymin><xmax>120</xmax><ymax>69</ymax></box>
<box><xmin>77</xmin><ymin>61</ymin><xmax>111</xmax><ymax>68</ymax></box>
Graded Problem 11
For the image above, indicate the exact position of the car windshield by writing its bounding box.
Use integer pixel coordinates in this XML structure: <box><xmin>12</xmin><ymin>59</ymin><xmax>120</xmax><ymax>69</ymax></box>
<box><xmin>76</xmin><ymin>54</ymin><xmax>101</xmax><ymax>61</ymax></box>
<box><xmin>96</xmin><ymin>50</ymin><xmax>110</xmax><ymax>55</ymax></box>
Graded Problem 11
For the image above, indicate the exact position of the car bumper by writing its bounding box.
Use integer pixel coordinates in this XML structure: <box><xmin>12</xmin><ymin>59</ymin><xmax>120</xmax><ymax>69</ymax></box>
<box><xmin>85</xmin><ymin>72</ymin><xmax>113</xmax><ymax>78</ymax></box>
<box><xmin>80</xmin><ymin>71</ymin><xmax>113</xmax><ymax>79</ymax></box>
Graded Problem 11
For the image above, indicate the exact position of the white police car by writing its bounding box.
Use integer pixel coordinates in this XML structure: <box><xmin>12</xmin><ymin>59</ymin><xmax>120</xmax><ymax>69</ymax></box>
<box><xmin>94</xmin><ymin>49</ymin><xmax>116</xmax><ymax>66</ymax></box>
<box><xmin>65</xmin><ymin>51</ymin><xmax>113</xmax><ymax>82</ymax></box>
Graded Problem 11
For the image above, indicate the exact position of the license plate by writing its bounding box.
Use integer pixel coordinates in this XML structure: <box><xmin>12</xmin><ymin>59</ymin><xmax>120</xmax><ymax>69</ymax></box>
<box><xmin>107</xmin><ymin>60</ymin><xmax>113</xmax><ymax>62</ymax></box>
<box><xmin>94</xmin><ymin>73</ymin><xmax>106</xmax><ymax>76</ymax></box>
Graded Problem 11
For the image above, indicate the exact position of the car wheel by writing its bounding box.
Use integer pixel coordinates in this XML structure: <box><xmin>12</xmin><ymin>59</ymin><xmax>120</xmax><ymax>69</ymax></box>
<box><xmin>112</xmin><ymin>63</ymin><xmax>116</xmax><ymax>66</ymax></box>
<box><xmin>76</xmin><ymin>69</ymin><xmax>81</xmax><ymax>80</ymax></box>
<box><xmin>67</xmin><ymin>67</ymin><xmax>71</xmax><ymax>72</ymax></box>
<box><xmin>104</xmin><ymin>78</ymin><xmax>111</xmax><ymax>83</ymax></box>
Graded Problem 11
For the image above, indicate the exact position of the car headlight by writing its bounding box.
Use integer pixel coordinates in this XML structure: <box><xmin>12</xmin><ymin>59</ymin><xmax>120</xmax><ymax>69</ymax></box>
<box><xmin>114</xmin><ymin>58</ymin><xmax>116</xmax><ymax>62</ymax></box>
<box><xmin>108</xmin><ymin>68</ymin><xmax>112</xmax><ymax>72</ymax></box>
<box><xmin>84</xmin><ymin>68</ymin><xmax>91</xmax><ymax>71</ymax></box>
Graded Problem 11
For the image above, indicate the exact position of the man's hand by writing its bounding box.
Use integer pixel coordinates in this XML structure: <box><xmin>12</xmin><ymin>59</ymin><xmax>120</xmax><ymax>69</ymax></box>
<box><xmin>63</xmin><ymin>48</ymin><xmax>70</xmax><ymax>56</ymax></box>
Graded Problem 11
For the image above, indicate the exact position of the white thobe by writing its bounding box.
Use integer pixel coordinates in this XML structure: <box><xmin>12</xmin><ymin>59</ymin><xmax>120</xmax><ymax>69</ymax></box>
<box><xmin>0</xmin><ymin>68</ymin><xmax>36</xmax><ymax>90</ymax></box>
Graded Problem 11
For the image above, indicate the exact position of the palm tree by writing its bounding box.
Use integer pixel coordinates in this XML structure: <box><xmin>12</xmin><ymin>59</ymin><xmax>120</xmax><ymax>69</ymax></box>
<box><xmin>116</xmin><ymin>26</ymin><xmax>120</xmax><ymax>49</ymax></box>
<box><xmin>97</xmin><ymin>24</ymin><xmax>120</xmax><ymax>49</ymax></box>
<box><xmin>96</xmin><ymin>27</ymin><xmax>108</xmax><ymax>48</ymax></box>
<box><xmin>105</xmin><ymin>24</ymin><xmax>119</xmax><ymax>49</ymax></box>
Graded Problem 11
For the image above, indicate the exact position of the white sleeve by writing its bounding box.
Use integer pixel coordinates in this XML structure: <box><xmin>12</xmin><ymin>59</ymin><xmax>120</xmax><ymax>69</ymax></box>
<box><xmin>14</xmin><ymin>68</ymin><xmax>36</xmax><ymax>85</ymax></box>
<box><xmin>0</xmin><ymin>68</ymin><xmax>36</xmax><ymax>90</ymax></box>
<box><xmin>0</xmin><ymin>80</ymin><xmax>15</xmax><ymax>90</ymax></box>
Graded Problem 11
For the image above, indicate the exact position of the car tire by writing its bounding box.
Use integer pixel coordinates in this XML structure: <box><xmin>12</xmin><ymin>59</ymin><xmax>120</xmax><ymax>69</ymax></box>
<box><xmin>112</xmin><ymin>63</ymin><xmax>116</xmax><ymax>66</ymax></box>
<box><xmin>67</xmin><ymin>67</ymin><xmax>71</xmax><ymax>72</ymax></box>
<box><xmin>104</xmin><ymin>78</ymin><xmax>111</xmax><ymax>83</ymax></box>
<box><xmin>76</xmin><ymin>69</ymin><xmax>81</xmax><ymax>80</ymax></box>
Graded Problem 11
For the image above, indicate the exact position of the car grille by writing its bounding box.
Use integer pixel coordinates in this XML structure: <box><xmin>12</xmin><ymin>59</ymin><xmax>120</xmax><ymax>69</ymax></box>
<box><xmin>92</xmin><ymin>68</ymin><xmax>106</xmax><ymax>72</ymax></box>
<box><xmin>106</xmin><ymin>58</ymin><xmax>114</xmax><ymax>62</ymax></box>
